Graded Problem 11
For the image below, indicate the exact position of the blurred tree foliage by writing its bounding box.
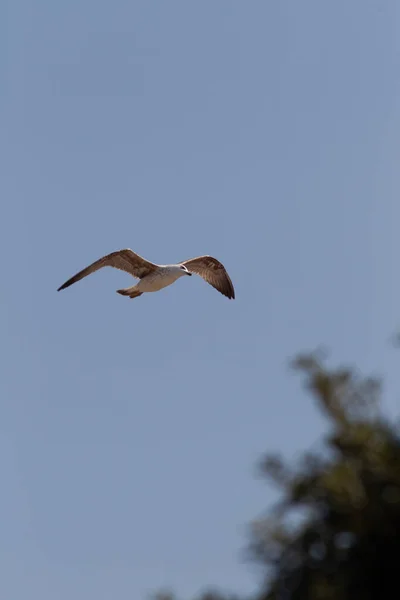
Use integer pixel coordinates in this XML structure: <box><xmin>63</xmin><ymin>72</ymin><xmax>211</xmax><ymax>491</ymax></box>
<box><xmin>153</xmin><ymin>350</ymin><xmax>400</xmax><ymax>600</ymax></box>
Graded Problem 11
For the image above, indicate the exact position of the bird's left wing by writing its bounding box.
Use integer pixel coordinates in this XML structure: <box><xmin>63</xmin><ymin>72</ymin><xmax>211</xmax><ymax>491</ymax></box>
<box><xmin>57</xmin><ymin>249</ymin><xmax>158</xmax><ymax>291</ymax></box>
<box><xmin>180</xmin><ymin>255</ymin><xmax>235</xmax><ymax>299</ymax></box>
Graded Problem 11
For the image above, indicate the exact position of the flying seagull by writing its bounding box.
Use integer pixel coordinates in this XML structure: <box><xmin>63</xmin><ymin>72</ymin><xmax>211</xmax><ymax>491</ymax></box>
<box><xmin>57</xmin><ymin>249</ymin><xmax>235</xmax><ymax>300</ymax></box>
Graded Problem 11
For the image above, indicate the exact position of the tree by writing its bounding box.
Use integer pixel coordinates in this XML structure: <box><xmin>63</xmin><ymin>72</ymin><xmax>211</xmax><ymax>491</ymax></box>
<box><xmin>153</xmin><ymin>350</ymin><xmax>400</xmax><ymax>600</ymax></box>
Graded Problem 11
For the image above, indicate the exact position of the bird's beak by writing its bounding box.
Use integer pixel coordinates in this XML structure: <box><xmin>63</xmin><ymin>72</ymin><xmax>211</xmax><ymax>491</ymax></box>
<box><xmin>187</xmin><ymin>271</ymin><xmax>192</xmax><ymax>276</ymax></box>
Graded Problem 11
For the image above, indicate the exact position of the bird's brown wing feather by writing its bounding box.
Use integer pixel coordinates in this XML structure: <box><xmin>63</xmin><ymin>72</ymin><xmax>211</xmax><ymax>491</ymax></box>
<box><xmin>180</xmin><ymin>255</ymin><xmax>235</xmax><ymax>299</ymax></box>
<box><xmin>57</xmin><ymin>249</ymin><xmax>158</xmax><ymax>291</ymax></box>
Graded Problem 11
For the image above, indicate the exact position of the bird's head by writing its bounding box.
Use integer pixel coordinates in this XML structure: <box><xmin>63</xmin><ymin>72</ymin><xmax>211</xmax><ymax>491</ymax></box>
<box><xmin>178</xmin><ymin>264</ymin><xmax>192</xmax><ymax>276</ymax></box>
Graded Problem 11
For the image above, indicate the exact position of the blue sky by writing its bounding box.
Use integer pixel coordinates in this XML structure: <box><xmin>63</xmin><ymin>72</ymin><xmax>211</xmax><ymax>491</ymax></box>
<box><xmin>3</xmin><ymin>1</ymin><xmax>400</xmax><ymax>598</ymax></box>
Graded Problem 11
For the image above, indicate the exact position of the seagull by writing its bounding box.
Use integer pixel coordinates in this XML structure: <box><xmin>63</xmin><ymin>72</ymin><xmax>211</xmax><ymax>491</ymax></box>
<box><xmin>57</xmin><ymin>248</ymin><xmax>235</xmax><ymax>300</ymax></box>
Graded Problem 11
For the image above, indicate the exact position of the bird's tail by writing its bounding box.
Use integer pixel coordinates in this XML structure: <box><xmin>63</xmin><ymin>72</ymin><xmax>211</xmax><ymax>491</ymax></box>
<box><xmin>116</xmin><ymin>287</ymin><xmax>143</xmax><ymax>299</ymax></box>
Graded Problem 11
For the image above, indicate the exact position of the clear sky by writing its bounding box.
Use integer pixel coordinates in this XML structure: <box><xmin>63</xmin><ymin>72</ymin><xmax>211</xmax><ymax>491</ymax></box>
<box><xmin>3</xmin><ymin>1</ymin><xmax>400</xmax><ymax>598</ymax></box>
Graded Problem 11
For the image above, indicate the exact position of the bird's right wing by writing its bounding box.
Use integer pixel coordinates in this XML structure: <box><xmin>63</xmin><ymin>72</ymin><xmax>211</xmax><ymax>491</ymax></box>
<box><xmin>180</xmin><ymin>255</ymin><xmax>235</xmax><ymax>299</ymax></box>
<box><xmin>57</xmin><ymin>249</ymin><xmax>158</xmax><ymax>291</ymax></box>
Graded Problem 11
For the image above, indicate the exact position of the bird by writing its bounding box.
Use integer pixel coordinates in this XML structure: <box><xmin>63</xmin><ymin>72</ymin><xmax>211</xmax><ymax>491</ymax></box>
<box><xmin>57</xmin><ymin>248</ymin><xmax>235</xmax><ymax>300</ymax></box>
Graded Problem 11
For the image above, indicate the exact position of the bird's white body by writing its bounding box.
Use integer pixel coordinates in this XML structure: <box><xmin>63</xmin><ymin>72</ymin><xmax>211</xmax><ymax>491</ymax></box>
<box><xmin>135</xmin><ymin>265</ymin><xmax>187</xmax><ymax>293</ymax></box>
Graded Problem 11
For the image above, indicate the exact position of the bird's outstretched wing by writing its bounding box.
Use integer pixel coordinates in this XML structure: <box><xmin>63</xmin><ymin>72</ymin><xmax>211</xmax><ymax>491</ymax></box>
<box><xmin>57</xmin><ymin>249</ymin><xmax>158</xmax><ymax>292</ymax></box>
<box><xmin>180</xmin><ymin>255</ymin><xmax>235</xmax><ymax>299</ymax></box>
